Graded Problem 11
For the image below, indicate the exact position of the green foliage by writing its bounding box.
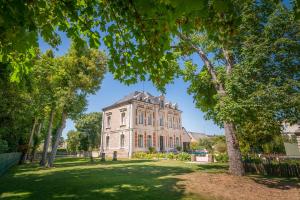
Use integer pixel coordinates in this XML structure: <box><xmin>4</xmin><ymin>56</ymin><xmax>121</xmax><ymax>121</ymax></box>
<box><xmin>177</xmin><ymin>152</ymin><xmax>191</xmax><ymax>161</ymax></box>
<box><xmin>0</xmin><ymin>139</ymin><xmax>8</xmax><ymax>153</ymax></box>
<box><xmin>214</xmin><ymin>142</ymin><xmax>227</xmax><ymax>153</ymax></box>
<box><xmin>176</xmin><ymin>146</ymin><xmax>182</xmax><ymax>151</ymax></box>
<box><xmin>0</xmin><ymin>44</ymin><xmax>107</xmax><ymax>154</ymax></box>
<box><xmin>198</xmin><ymin>138</ymin><xmax>214</xmax><ymax>153</ymax></box>
<box><xmin>167</xmin><ymin>152</ymin><xmax>176</xmax><ymax>160</ymax></box>
<box><xmin>75</xmin><ymin>112</ymin><xmax>103</xmax><ymax>151</ymax></box>
<box><xmin>133</xmin><ymin>152</ymin><xmax>191</xmax><ymax>161</ymax></box>
<box><xmin>0</xmin><ymin>0</ymin><xmax>103</xmax><ymax>80</ymax></box>
<box><xmin>67</xmin><ymin>130</ymin><xmax>81</xmax><ymax>153</ymax></box>
<box><xmin>215</xmin><ymin>153</ymin><xmax>229</xmax><ymax>163</ymax></box>
<box><xmin>190</xmin><ymin>142</ymin><xmax>200</xmax><ymax>151</ymax></box>
<box><xmin>133</xmin><ymin>152</ymin><xmax>149</xmax><ymax>159</ymax></box>
<box><xmin>148</xmin><ymin>146</ymin><xmax>156</xmax><ymax>153</ymax></box>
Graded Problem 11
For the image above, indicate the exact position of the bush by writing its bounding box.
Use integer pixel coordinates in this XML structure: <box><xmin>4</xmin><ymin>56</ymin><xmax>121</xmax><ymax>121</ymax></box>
<box><xmin>215</xmin><ymin>153</ymin><xmax>229</xmax><ymax>163</ymax></box>
<box><xmin>176</xmin><ymin>146</ymin><xmax>182</xmax><ymax>151</ymax></box>
<box><xmin>133</xmin><ymin>152</ymin><xmax>148</xmax><ymax>159</ymax></box>
<box><xmin>177</xmin><ymin>152</ymin><xmax>191</xmax><ymax>161</ymax></box>
<box><xmin>148</xmin><ymin>146</ymin><xmax>156</xmax><ymax>153</ymax></box>
<box><xmin>167</xmin><ymin>152</ymin><xmax>175</xmax><ymax>159</ymax></box>
<box><xmin>0</xmin><ymin>139</ymin><xmax>8</xmax><ymax>153</ymax></box>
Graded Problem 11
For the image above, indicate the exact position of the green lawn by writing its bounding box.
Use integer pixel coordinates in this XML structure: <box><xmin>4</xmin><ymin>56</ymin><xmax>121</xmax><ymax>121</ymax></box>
<box><xmin>0</xmin><ymin>158</ymin><xmax>227</xmax><ymax>200</ymax></box>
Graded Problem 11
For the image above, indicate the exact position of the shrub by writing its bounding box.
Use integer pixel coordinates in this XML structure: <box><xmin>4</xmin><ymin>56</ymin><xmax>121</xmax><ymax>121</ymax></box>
<box><xmin>148</xmin><ymin>146</ymin><xmax>156</xmax><ymax>153</ymax></box>
<box><xmin>133</xmin><ymin>152</ymin><xmax>148</xmax><ymax>159</ymax></box>
<box><xmin>176</xmin><ymin>146</ymin><xmax>182</xmax><ymax>151</ymax></box>
<box><xmin>215</xmin><ymin>153</ymin><xmax>229</xmax><ymax>163</ymax></box>
<box><xmin>167</xmin><ymin>152</ymin><xmax>175</xmax><ymax>159</ymax></box>
<box><xmin>177</xmin><ymin>152</ymin><xmax>191</xmax><ymax>161</ymax></box>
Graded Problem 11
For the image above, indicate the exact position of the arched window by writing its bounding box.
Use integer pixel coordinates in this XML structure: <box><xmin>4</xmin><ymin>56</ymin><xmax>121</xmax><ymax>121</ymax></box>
<box><xmin>120</xmin><ymin>134</ymin><xmax>125</xmax><ymax>148</ymax></box>
<box><xmin>106</xmin><ymin>136</ymin><xmax>110</xmax><ymax>149</ymax></box>
<box><xmin>147</xmin><ymin>135</ymin><xmax>152</xmax><ymax>147</ymax></box>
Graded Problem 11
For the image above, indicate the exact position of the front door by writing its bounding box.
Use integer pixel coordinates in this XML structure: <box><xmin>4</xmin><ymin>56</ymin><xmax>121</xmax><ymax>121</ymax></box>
<box><xmin>159</xmin><ymin>136</ymin><xmax>164</xmax><ymax>152</ymax></box>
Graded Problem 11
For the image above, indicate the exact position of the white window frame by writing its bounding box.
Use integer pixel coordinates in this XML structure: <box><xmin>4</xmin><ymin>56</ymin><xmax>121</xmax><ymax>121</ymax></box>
<box><xmin>107</xmin><ymin>116</ymin><xmax>111</xmax><ymax>128</ymax></box>
<box><xmin>121</xmin><ymin>112</ymin><xmax>126</xmax><ymax>126</ymax></box>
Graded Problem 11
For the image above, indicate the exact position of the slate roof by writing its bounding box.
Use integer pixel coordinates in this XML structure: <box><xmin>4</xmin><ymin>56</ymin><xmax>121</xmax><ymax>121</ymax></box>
<box><xmin>102</xmin><ymin>91</ymin><xmax>179</xmax><ymax>111</ymax></box>
<box><xmin>188</xmin><ymin>131</ymin><xmax>208</xmax><ymax>141</ymax></box>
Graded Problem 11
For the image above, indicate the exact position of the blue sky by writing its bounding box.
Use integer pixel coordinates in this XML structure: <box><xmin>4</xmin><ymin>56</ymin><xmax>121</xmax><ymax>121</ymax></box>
<box><xmin>38</xmin><ymin>33</ymin><xmax>223</xmax><ymax>138</ymax></box>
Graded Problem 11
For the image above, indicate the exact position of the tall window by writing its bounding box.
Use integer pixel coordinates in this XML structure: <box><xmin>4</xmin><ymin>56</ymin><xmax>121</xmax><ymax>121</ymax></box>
<box><xmin>120</xmin><ymin>134</ymin><xmax>125</xmax><ymax>148</ymax></box>
<box><xmin>169</xmin><ymin>137</ymin><xmax>173</xmax><ymax>148</ymax></box>
<box><xmin>107</xmin><ymin>116</ymin><xmax>111</xmax><ymax>128</ymax></box>
<box><xmin>138</xmin><ymin>135</ymin><xmax>143</xmax><ymax>147</ymax></box>
<box><xmin>106</xmin><ymin>136</ymin><xmax>110</xmax><ymax>149</ymax></box>
<box><xmin>148</xmin><ymin>113</ymin><xmax>152</xmax><ymax>125</ymax></box>
<box><xmin>138</xmin><ymin>111</ymin><xmax>144</xmax><ymax>124</ymax></box>
<box><xmin>121</xmin><ymin>112</ymin><xmax>126</xmax><ymax>125</ymax></box>
<box><xmin>168</xmin><ymin>116</ymin><xmax>172</xmax><ymax>128</ymax></box>
<box><xmin>176</xmin><ymin>137</ymin><xmax>179</xmax><ymax>146</ymax></box>
<box><xmin>147</xmin><ymin>135</ymin><xmax>152</xmax><ymax>147</ymax></box>
<box><xmin>160</xmin><ymin>114</ymin><xmax>164</xmax><ymax>126</ymax></box>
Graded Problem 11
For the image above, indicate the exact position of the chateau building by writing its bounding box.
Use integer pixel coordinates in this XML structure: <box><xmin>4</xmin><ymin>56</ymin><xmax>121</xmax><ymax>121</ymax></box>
<box><xmin>100</xmin><ymin>91</ymin><xmax>184</xmax><ymax>158</ymax></box>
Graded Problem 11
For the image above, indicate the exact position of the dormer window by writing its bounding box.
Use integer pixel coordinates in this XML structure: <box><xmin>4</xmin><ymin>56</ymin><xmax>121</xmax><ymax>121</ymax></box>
<box><xmin>160</xmin><ymin>100</ymin><xmax>164</xmax><ymax>108</ymax></box>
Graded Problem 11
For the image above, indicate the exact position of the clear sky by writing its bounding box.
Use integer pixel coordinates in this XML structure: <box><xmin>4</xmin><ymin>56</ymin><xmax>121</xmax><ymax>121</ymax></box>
<box><xmin>38</xmin><ymin>33</ymin><xmax>224</xmax><ymax>138</ymax></box>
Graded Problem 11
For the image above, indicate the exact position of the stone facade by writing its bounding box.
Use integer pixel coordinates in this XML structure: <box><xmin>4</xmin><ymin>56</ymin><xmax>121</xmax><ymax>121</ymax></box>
<box><xmin>100</xmin><ymin>91</ymin><xmax>184</xmax><ymax>158</ymax></box>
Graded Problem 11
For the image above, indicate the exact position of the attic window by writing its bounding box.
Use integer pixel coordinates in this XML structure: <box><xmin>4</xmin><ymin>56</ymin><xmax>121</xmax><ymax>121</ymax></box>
<box><xmin>160</xmin><ymin>100</ymin><xmax>164</xmax><ymax>108</ymax></box>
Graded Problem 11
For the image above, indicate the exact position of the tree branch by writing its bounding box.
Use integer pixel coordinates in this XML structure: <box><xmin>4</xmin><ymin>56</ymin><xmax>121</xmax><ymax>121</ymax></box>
<box><xmin>178</xmin><ymin>32</ymin><xmax>225</xmax><ymax>93</ymax></box>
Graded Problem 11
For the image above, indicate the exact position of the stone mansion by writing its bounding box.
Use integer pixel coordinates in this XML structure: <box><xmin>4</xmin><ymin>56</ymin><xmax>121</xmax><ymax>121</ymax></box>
<box><xmin>100</xmin><ymin>91</ymin><xmax>185</xmax><ymax>158</ymax></box>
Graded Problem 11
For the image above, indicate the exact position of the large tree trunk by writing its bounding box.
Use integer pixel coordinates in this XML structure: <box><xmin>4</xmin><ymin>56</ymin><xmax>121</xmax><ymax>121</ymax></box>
<box><xmin>47</xmin><ymin>110</ymin><xmax>67</xmax><ymax>167</ymax></box>
<box><xmin>24</xmin><ymin>118</ymin><xmax>38</xmax><ymax>162</ymax></box>
<box><xmin>224</xmin><ymin>122</ymin><xmax>245</xmax><ymax>176</ymax></box>
<box><xmin>40</xmin><ymin>109</ymin><xmax>55</xmax><ymax>166</ymax></box>
<box><xmin>181</xmin><ymin>34</ymin><xmax>245</xmax><ymax>175</ymax></box>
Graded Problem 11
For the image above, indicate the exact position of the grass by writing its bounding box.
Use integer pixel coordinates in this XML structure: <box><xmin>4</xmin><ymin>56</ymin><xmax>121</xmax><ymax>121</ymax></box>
<box><xmin>0</xmin><ymin>158</ymin><xmax>227</xmax><ymax>200</ymax></box>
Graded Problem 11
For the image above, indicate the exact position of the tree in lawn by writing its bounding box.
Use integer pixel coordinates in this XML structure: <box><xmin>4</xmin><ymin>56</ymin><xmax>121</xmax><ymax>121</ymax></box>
<box><xmin>0</xmin><ymin>0</ymin><xmax>103</xmax><ymax>81</ymax></box>
<box><xmin>226</xmin><ymin>2</ymin><xmax>300</xmax><ymax>155</ymax></box>
<box><xmin>99</xmin><ymin>0</ymin><xmax>299</xmax><ymax>175</ymax></box>
<box><xmin>75</xmin><ymin>112</ymin><xmax>102</xmax><ymax>162</ymax></box>
<box><xmin>66</xmin><ymin>130</ymin><xmax>81</xmax><ymax>153</ymax></box>
<box><xmin>28</xmin><ymin>50</ymin><xmax>60</xmax><ymax>166</ymax></box>
<box><xmin>47</xmin><ymin>45</ymin><xmax>107</xmax><ymax>167</ymax></box>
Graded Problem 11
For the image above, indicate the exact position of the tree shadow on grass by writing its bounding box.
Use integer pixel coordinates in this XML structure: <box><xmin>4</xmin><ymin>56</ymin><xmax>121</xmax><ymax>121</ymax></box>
<box><xmin>0</xmin><ymin>159</ymin><xmax>198</xmax><ymax>200</ymax></box>
<box><xmin>195</xmin><ymin>163</ymin><xmax>229</xmax><ymax>173</ymax></box>
<box><xmin>249</xmin><ymin>175</ymin><xmax>300</xmax><ymax>190</ymax></box>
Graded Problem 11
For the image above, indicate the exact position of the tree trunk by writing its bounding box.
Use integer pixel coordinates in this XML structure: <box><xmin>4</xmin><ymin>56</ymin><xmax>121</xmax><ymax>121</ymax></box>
<box><xmin>224</xmin><ymin>122</ymin><xmax>245</xmax><ymax>176</ymax></box>
<box><xmin>182</xmin><ymin>34</ymin><xmax>245</xmax><ymax>176</ymax></box>
<box><xmin>40</xmin><ymin>109</ymin><xmax>55</xmax><ymax>166</ymax></box>
<box><xmin>47</xmin><ymin>110</ymin><xmax>67</xmax><ymax>167</ymax></box>
<box><xmin>30</xmin><ymin>122</ymin><xmax>43</xmax><ymax>162</ymax></box>
<box><xmin>24</xmin><ymin>118</ymin><xmax>38</xmax><ymax>162</ymax></box>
